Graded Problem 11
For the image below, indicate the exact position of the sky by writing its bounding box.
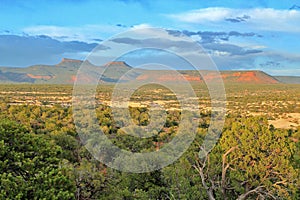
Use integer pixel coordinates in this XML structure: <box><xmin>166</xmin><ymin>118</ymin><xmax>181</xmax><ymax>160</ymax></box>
<box><xmin>0</xmin><ymin>0</ymin><xmax>299</xmax><ymax>75</ymax></box>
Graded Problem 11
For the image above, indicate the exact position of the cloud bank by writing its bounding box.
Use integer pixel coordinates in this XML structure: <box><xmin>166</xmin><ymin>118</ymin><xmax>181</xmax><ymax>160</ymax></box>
<box><xmin>0</xmin><ymin>35</ymin><xmax>100</xmax><ymax>67</ymax></box>
<box><xmin>168</xmin><ymin>7</ymin><xmax>300</xmax><ymax>32</ymax></box>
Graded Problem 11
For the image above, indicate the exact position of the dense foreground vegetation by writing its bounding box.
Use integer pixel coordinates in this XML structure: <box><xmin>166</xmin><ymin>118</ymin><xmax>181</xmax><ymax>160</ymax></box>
<box><xmin>0</xmin><ymin>99</ymin><xmax>299</xmax><ymax>199</ymax></box>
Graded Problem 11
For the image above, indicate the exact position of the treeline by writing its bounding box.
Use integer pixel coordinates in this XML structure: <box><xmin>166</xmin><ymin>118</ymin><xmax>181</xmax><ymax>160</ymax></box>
<box><xmin>0</xmin><ymin>103</ymin><xmax>299</xmax><ymax>199</ymax></box>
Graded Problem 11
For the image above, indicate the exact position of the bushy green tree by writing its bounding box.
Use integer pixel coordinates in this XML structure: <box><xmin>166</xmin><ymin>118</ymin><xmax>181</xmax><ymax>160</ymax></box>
<box><xmin>194</xmin><ymin>117</ymin><xmax>299</xmax><ymax>200</ymax></box>
<box><xmin>0</xmin><ymin>119</ymin><xmax>75</xmax><ymax>199</ymax></box>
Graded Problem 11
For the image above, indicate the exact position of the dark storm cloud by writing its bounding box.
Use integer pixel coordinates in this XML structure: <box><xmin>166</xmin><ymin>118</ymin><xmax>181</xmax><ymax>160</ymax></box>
<box><xmin>165</xmin><ymin>30</ymin><xmax>182</xmax><ymax>37</ymax></box>
<box><xmin>93</xmin><ymin>38</ymin><xmax>103</xmax><ymax>42</ymax></box>
<box><xmin>167</xmin><ymin>29</ymin><xmax>262</xmax><ymax>44</ymax></box>
<box><xmin>225</xmin><ymin>15</ymin><xmax>251</xmax><ymax>23</ymax></box>
<box><xmin>111</xmin><ymin>37</ymin><xmax>142</xmax><ymax>45</ymax></box>
<box><xmin>116</xmin><ymin>24</ymin><xmax>127</xmax><ymax>28</ymax></box>
<box><xmin>111</xmin><ymin>36</ymin><xmax>262</xmax><ymax>56</ymax></box>
<box><xmin>0</xmin><ymin>34</ymin><xmax>107</xmax><ymax>67</ymax></box>
<box><xmin>289</xmin><ymin>5</ymin><xmax>300</xmax><ymax>10</ymax></box>
<box><xmin>110</xmin><ymin>37</ymin><xmax>200</xmax><ymax>51</ymax></box>
<box><xmin>228</xmin><ymin>31</ymin><xmax>262</xmax><ymax>37</ymax></box>
<box><xmin>259</xmin><ymin>61</ymin><xmax>281</xmax><ymax>68</ymax></box>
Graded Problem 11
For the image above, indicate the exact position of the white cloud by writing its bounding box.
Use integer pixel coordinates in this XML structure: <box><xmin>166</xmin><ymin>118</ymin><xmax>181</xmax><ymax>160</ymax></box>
<box><xmin>23</xmin><ymin>24</ymin><xmax>128</xmax><ymax>43</ymax></box>
<box><xmin>211</xmin><ymin>50</ymin><xmax>230</xmax><ymax>56</ymax></box>
<box><xmin>22</xmin><ymin>23</ymin><xmax>163</xmax><ymax>43</ymax></box>
<box><xmin>168</xmin><ymin>7</ymin><xmax>231</xmax><ymax>23</ymax></box>
<box><xmin>167</xmin><ymin>7</ymin><xmax>300</xmax><ymax>32</ymax></box>
<box><xmin>132</xmin><ymin>23</ymin><xmax>153</xmax><ymax>29</ymax></box>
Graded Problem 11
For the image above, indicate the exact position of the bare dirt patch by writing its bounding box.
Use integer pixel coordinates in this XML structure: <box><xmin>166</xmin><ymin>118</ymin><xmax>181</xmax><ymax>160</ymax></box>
<box><xmin>268</xmin><ymin>113</ymin><xmax>300</xmax><ymax>129</ymax></box>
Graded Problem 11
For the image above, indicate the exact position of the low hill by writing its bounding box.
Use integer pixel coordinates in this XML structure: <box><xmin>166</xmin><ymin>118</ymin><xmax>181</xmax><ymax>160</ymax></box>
<box><xmin>137</xmin><ymin>70</ymin><xmax>278</xmax><ymax>84</ymax></box>
<box><xmin>0</xmin><ymin>58</ymin><xmax>281</xmax><ymax>84</ymax></box>
<box><xmin>274</xmin><ymin>76</ymin><xmax>300</xmax><ymax>84</ymax></box>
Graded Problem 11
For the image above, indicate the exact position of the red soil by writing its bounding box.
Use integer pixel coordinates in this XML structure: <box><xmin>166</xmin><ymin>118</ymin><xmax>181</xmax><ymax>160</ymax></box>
<box><xmin>27</xmin><ymin>74</ymin><xmax>53</xmax><ymax>80</ymax></box>
<box><xmin>69</xmin><ymin>75</ymin><xmax>103</xmax><ymax>83</ymax></box>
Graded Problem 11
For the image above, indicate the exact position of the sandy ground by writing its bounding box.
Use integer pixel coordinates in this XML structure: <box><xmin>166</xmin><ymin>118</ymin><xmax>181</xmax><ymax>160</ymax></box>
<box><xmin>268</xmin><ymin>113</ymin><xmax>300</xmax><ymax>129</ymax></box>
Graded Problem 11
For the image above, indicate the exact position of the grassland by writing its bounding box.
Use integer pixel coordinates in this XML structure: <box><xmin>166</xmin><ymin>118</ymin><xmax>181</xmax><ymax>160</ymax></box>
<box><xmin>0</xmin><ymin>83</ymin><xmax>299</xmax><ymax>129</ymax></box>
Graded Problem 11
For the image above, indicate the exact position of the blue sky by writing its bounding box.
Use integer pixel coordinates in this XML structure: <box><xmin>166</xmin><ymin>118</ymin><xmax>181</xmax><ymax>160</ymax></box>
<box><xmin>0</xmin><ymin>0</ymin><xmax>299</xmax><ymax>75</ymax></box>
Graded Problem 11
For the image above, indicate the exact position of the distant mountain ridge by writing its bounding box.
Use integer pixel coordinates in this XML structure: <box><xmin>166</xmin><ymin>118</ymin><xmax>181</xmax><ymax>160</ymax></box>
<box><xmin>274</xmin><ymin>76</ymin><xmax>300</xmax><ymax>84</ymax></box>
<box><xmin>0</xmin><ymin>58</ymin><xmax>293</xmax><ymax>84</ymax></box>
<box><xmin>0</xmin><ymin>58</ymin><xmax>136</xmax><ymax>84</ymax></box>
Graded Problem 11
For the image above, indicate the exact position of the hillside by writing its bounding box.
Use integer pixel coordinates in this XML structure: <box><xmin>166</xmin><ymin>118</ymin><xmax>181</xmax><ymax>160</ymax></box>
<box><xmin>0</xmin><ymin>58</ymin><xmax>281</xmax><ymax>84</ymax></box>
<box><xmin>274</xmin><ymin>76</ymin><xmax>300</xmax><ymax>84</ymax></box>
<box><xmin>137</xmin><ymin>70</ymin><xmax>279</xmax><ymax>84</ymax></box>
<box><xmin>0</xmin><ymin>58</ymin><xmax>135</xmax><ymax>84</ymax></box>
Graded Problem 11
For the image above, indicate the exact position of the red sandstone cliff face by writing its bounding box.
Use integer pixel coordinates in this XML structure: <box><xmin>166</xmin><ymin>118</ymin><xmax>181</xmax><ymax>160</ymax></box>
<box><xmin>136</xmin><ymin>71</ymin><xmax>279</xmax><ymax>84</ymax></box>
<box><xmin>27</xmin><ymin>74</ymin><xmax>53</xmax><ymax>80</ymax></box>
<box><xmin>234</xmin><ymin>71</ymin><xmax>277</xmax><ymax>83</ymax></box>
<box><xmin>59</xmin><ymin>58</ymin><xmax>82</xmax><ymax>64</ymax></box>
<box><xmin>104</xmin><ymin>61</ymin><xmax>129</xmax><ymax>66</ymax></box>
<box><xmin>137</xmin><ymin>73</ymin><xmax>202</xmax><ymax>82</ymax></box>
